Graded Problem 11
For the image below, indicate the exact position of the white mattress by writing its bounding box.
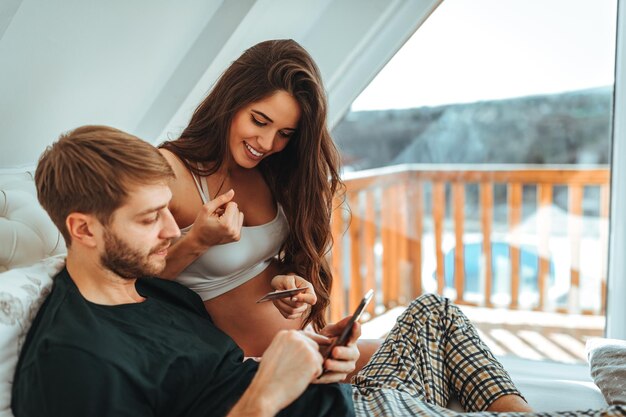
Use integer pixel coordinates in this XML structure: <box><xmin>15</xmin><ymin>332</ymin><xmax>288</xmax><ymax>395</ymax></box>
<box><xmin>447</xmin><ymin>376</ymin><xmax>607</xmax><ymax>411</ymax></box>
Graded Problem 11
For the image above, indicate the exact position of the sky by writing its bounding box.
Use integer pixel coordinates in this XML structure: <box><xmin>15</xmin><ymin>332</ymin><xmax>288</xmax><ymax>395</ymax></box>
<box><xmin>351</xmin><ymin>0</ymin><xmax>618</xmax><ymax>111</ymax></box>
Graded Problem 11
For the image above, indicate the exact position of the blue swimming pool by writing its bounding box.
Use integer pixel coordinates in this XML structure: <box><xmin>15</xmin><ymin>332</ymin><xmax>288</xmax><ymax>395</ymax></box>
<box><xmin>442</xmin><ymin>241</ymin><xmax>556</xmax><ymax>295</ymax></box>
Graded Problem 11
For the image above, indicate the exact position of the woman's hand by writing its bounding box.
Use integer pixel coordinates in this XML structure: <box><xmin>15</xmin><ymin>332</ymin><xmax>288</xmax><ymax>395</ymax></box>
<box><xmin>312</xmin><ymin>317</ymin><xmax>361</xmax><ymax>384</ymax></box>
<box><xmin>270</xmin><ymin>274</ymin><xmax>317</xmax><ymax>320</ymax></box>
<box><xmin>187</xmin><ymin>189</ymin><xmax>244</xmax><ymax>249</ymax></box>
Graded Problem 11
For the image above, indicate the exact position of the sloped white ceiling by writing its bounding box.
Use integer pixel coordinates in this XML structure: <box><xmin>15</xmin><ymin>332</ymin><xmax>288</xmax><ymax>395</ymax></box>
<box><xmin>0</xmin><ymin>0</ymin><xmax>441</xmax><ymax>169</ymax></box>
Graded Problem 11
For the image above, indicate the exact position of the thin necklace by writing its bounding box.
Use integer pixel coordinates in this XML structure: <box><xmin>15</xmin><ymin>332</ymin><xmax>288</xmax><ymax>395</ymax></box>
<box><xmin>214</xmin><ymin>170</ymin><xmax>229</xmax><ymax>197</ymax></box>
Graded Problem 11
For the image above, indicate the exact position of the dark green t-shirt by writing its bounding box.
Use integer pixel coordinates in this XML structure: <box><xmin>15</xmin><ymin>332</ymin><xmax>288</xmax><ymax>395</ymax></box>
<box><xmin>11</xmin><ymin>268</ymin><xmax>354</xmax><ymax>417</ymax></box>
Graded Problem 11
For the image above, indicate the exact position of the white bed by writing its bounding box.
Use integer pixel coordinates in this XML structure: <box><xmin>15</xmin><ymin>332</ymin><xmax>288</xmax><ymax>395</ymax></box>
<box><xmin>0</xmin><ymin>170</ymin><xmax>610</xmax><ymax>416</ymax></box>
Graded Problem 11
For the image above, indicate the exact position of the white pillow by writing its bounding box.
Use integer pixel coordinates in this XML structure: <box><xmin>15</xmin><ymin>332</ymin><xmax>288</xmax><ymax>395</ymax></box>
<box><xmin>0</xmin><ymin>255</ymin><xmax>65</xmax><ymax>417</ymax></box>
<box><xmin>587</xmin><ymin>337</ymin><xmax>626</xmax><ymax>406</ymax></box>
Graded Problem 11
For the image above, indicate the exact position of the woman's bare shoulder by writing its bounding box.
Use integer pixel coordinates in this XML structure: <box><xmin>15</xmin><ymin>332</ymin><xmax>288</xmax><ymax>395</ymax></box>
<box><xmin>159</xmin><ymin>148</ymin><xmax>186</xmax><ymax>172</ymax></box>
<box><xmin>159</xmin><ymin>148</ymin><xmax>195</xmax><ymax>186</ymax></box>
<box><xmin>158</xmin><ymin>148</ymin><xmax>198</xmax><ymax>215</ymax></box>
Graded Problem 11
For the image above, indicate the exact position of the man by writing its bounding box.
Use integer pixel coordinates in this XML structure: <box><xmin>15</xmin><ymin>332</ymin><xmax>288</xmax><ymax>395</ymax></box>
<box><xmin>15</xmin><ymin>125</ymin><xmax>614</xmax><ymax>417</ymax></box>
<box><xmin>12</xmin><ymin>126</ymin><xmax>355</xmax><ymax>417</ymax></box>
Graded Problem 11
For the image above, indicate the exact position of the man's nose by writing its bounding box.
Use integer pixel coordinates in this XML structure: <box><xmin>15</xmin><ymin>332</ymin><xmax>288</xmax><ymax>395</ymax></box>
<box><xmin>160</xmin><ymin>209</ymin><xmax>181</xmax><ymax>240</ymax></box>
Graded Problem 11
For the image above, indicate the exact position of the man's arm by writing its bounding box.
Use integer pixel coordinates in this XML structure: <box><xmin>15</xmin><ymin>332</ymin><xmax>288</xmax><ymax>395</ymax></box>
<box><xmin>226</xmin><ymin>330</ymin><xmax>324</xmax><ymax>417</ymax></box>
<box><xmin>227</xmin><ymin>317</ymin><xmax>363</xmax><ymax>417</ymax></box>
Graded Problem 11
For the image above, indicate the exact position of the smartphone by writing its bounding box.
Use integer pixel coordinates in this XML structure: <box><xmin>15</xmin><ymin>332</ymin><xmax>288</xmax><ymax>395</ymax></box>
<box><xmin>323</xmin><ymin>289</ymin><xmax>374</xmax><ymax>361</ymax></box>
<box><xmin>256</xmin><ymin>287</ymin><xmax>308</xmax><ymax>303</ymax></box>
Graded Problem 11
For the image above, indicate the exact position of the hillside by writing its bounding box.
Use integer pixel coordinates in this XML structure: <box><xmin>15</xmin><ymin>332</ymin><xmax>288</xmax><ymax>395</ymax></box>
<box><xmin>332</xmin><ymin>87</ymin><xmax>613</xmax><ymax>171</ymax></box>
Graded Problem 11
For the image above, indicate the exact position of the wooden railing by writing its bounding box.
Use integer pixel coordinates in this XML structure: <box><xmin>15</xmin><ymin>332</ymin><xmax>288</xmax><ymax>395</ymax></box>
<box><xmin>327</xmin><ymin>164</ymin><xmax>611</xmax><ymax>323</ymax></box>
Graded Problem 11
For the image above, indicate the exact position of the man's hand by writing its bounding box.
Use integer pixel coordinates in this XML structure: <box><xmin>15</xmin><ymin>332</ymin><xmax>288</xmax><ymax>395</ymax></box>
<box><xmin>270</xmin><ymin>274</ymin><xmax>317</xmax><ymax>319</ymax></box>
<box><xmin>313</xmin><ymin>316</ymin><xmax>361</xmax><ymax>383</ymax></box>
<box><xmin>231</xmin><ymin>330</ymin><xmax>323</xmax><ymax>416</ymax></box>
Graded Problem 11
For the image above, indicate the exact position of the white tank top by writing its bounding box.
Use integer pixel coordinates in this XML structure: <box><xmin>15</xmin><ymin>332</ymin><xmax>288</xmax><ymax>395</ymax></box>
<box><xmin>174</xmin><ymin>173</ymin><xmax>289</xmax><ymax>301</ymax></box>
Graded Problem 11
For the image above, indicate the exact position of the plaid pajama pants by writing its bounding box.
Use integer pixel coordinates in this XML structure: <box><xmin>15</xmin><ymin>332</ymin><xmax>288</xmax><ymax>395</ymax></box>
<box><xmin>350</xmin><ymin>293</ymin><xmax>626</xmax><ymax>417</ymax></box>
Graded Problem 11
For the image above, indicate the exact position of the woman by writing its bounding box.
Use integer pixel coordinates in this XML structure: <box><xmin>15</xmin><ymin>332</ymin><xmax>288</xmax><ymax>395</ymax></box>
<box><xmin>156</xmin><ymin>44</ymin><xmax>534</xmax><ymax>413</ymax></box>
<box><xmin>158</xmin><ymin>39</ymin><xmax>345</xmax><ymax>358</ymax></box>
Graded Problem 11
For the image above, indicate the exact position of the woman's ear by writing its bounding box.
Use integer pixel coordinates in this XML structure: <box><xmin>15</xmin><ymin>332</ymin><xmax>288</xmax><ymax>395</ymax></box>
<box><xmin>65</xmin><ymin>213</ymin><xmax>99</xmax><ymax>248</ymax></box>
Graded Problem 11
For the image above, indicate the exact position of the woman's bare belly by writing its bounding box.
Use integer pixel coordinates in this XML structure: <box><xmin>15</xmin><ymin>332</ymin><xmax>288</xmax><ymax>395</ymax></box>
<box><xmin>203</xmin><ymin>260</ymin><xmax>304</xmax><ymax>357</ymax></box>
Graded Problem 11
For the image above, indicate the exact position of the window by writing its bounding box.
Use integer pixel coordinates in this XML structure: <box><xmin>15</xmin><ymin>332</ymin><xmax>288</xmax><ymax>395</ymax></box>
<box><xmin>331</xmin><ymin>0</ymin><xmax>618</xmax><ymax>365</ymax></box>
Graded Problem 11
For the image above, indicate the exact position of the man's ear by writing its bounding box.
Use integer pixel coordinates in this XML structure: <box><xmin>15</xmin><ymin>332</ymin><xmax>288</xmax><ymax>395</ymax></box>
<box><xmin>65</xmin><ymin>213</ymin><xmax>100</xmax><ymax>248</ymax></box>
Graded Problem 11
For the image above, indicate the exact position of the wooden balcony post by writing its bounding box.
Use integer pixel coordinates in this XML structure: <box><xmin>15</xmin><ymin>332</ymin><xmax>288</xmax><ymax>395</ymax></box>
<box><xmin>382</xmin><ymin>186</ymin><xmax>394</xmax><ymax>308</ymax></box>
<box><xmin>433</xmin><ymin>181</ymin><xmax>446</xmax><ymax>294</ymax></box>
<box><xmin>397</xmin><ymin>182</ymin><xmax>410</xmax><ymax>304</ymax></box>
<box><xmin>508</xmin><ymin>183</ymin><xmax>522</xmax><ymax>309</ymax></box>
<box><xmin>409</xmin><ymin>179</ymin><xmax>423</xmax><ymax>299</ymax></box>
<box><xmin>363</xmin><ymin>190</ymin><xmax>377</xmax><ymax>316</ymax></box>
<box><xmin>600</xmin><ymin>184</ymin><xmax>610</xmax><ymax>313</ymax></box>
<box><xmin>330</xmin><ymin>199</ymin><xmax>346</xmax><ymax>323</ymax></box>
<box><xmin>453</xmin><ymin>182</ymin><xmax>465</xmax><ymax>302</ymax></box>
<box><xmin>349</xmin><ymin>192</ymin><xmax>363</xmax><ymax>312</ymax></box>
<box><xmin>388</xmin><ymin>185</ymin><xmax>400</xmax><ymax>306</ymax></box>
<box><xmin>480</xmin><ymin>182</ymin><xmax>494</xmax><ymax>307</ymax></box>
<box><xmin>568</xmin><ymin>185</ymin><xmax>583</xmax><ymax>313</ymax></box>
<box><xmin>537</xmin><ymin>184</ymin><xmax>553</xmax><ymax>311</ymax></box>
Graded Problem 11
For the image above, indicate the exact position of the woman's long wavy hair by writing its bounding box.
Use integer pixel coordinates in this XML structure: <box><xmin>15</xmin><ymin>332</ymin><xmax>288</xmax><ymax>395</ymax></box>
<box><xmin>159</xmin><ymin>39</ymin><xmax>344</xmax><ymax>331</ymax></box>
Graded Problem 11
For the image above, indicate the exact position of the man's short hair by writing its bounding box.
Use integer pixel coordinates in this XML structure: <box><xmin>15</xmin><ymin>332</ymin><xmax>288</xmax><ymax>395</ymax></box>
<box><xmin>35</xmin><ymin>125</ymin><xmax>175</xmax><ymax>246</ymax></box>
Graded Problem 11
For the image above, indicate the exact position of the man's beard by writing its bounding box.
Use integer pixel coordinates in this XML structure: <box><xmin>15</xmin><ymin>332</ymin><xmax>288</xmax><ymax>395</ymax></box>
<box><xmin>100</xmin><ymin>230</ymin><xmax>168</xmax><ymax>279</ymax></box>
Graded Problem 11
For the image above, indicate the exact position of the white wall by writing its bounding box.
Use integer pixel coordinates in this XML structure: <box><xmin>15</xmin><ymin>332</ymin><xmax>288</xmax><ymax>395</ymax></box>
<box><xmin>0</xmin><ymin>0</ymin><xmax>440</xmax><ymax>169</ymax></box>
<box><xmin>0</xmin><ymin>0</ymin><xmax>222</xmax><ymax>167</ymax></box>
